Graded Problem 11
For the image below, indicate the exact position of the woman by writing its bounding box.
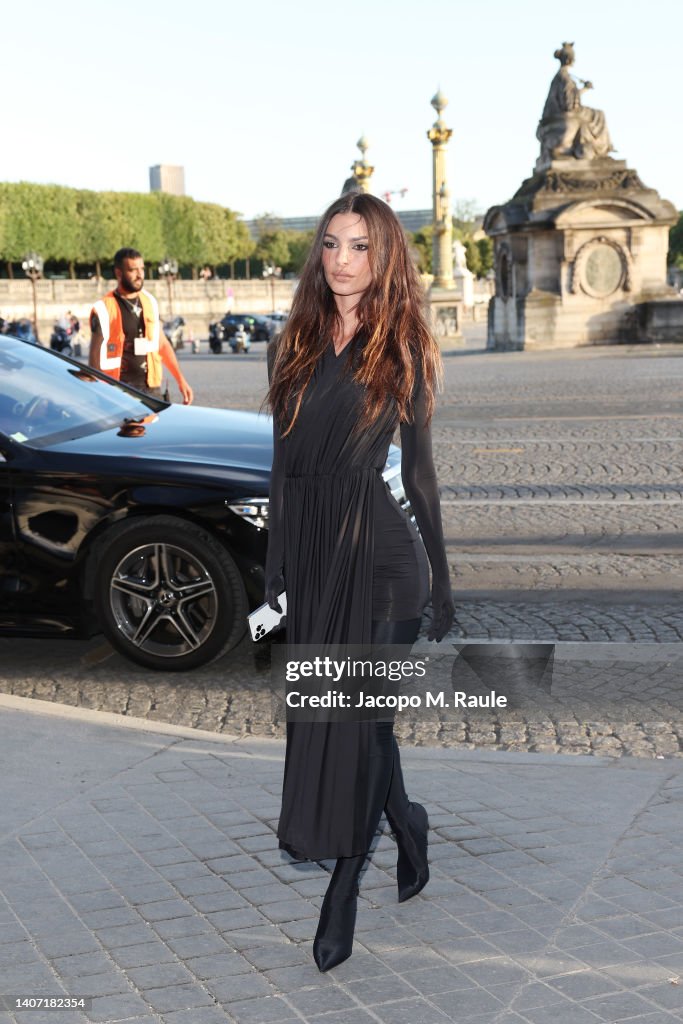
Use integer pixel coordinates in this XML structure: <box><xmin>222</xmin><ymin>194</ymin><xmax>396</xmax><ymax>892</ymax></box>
<box><xmin>265</xmin><ymin>192</ymin><xmax>454</xmax><ymax>971</ymax></box>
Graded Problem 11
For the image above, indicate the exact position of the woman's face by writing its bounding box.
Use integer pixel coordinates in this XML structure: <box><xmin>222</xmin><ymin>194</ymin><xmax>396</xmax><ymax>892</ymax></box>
<box><xmin>322</xmin><ymin>213</ymin><xmax>372</xmax><ymax>302</ymax></box>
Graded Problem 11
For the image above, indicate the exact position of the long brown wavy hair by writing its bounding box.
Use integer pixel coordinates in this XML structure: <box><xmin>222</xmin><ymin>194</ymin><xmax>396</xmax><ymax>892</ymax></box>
<box><xmin>267</xmin><ymin>192</ymin><xmax>442</xmax><ymax>436</ymax></box>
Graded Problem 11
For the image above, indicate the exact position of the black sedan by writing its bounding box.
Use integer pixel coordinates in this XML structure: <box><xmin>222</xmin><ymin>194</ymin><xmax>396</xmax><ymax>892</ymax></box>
<box><xmin>209</xmin><ymin>314</ymin><xmax>271</xmax><ymax>353</ymax></box>
<box><xmin>0</xmin><ymin>336</ymin><xmax>408</xmax><ymax>672</ymax></box>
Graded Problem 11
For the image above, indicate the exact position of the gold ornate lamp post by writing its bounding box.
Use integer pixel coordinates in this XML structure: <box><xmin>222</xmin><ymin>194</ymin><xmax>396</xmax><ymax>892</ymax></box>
<box><xmin>427</xmin><ymin>90</ymin><xmax>455</xmax><ymax>289</ymax></box>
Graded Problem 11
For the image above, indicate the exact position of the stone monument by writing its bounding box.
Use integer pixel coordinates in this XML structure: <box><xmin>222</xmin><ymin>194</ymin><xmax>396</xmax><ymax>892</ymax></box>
<box><xmin>484</xmin><ymin>43</ymin><xmax>679</xmax><ymax>349</ymax></box>
<box><xmin>341</xmin><ymin>135</ymin><xmax>374</xmax><ymax>195</ymax></box>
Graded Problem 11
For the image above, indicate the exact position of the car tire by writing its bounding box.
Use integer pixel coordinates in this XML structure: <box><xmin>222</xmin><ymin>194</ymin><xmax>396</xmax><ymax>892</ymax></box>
<box><xmin>93</xmin><ymin>515</ymin><xmax>248</xmax><ymax>671</ymax></box>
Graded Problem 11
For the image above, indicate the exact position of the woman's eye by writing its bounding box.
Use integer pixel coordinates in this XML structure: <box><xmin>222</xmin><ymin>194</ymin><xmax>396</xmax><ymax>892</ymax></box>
<box><xmin>353</xmin><ymin>244</ymin><xmax>368</xmax><ymax>251</ymax></box>
<box><xmin>323</xmin><ymin>240</ymin><xmax>336</xmax><ymax>249</ymax></box>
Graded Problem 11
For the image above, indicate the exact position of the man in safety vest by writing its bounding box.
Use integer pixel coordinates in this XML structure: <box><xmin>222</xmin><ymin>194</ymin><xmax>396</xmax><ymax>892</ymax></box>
<box><xmin>89</xmin><ymin>248</ymin><xmax>193</xmax><ymax>404</ymax></box>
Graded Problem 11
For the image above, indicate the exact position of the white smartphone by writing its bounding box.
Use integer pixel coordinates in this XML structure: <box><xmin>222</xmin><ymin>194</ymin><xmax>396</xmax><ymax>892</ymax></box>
<box><xmin>248</xmin><ymin>592</ymin><xmax>287</xmax><ymax>641</ymax></box>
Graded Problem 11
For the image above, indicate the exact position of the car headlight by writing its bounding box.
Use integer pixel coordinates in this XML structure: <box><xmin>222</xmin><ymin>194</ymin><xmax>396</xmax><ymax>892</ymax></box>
<box><xmin>227</xmin><ymin>498</ymin><xmax>269</xmax><ymax>529</ymax></box>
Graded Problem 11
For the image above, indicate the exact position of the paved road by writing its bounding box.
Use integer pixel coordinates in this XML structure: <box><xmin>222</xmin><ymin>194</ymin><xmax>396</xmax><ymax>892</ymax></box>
<box><xmin>1</xmin><ymin>330</ymin><xmax>682</xmax><ymax>755</ymax></box>
<box><xmin>144</xmin><ymin>330</ymin><xmax>683</xmax><ymax>643</ymax></box>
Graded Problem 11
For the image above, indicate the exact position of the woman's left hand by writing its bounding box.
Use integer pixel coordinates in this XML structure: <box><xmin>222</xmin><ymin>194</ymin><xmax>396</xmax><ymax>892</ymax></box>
<box><xmin>428</xmin><ymin>583</ymin><xmax>455</xmax><ymax>642</ymax></box>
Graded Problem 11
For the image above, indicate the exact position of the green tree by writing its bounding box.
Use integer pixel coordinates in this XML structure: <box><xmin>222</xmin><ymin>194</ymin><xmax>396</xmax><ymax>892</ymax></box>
<box><xmin>0</xmin><ymin>180</ymin><xmax>248</xmax><ymax>275</ymax></box>
<box><xmin>254</xmin><ymin>212</ymin><xmax>283</xmax><ymax>237</ymax></box>
<box><xmin>224</xmin><ymin>211</ymin><xmax>254</xmax><ymax>265</ymax></box>
<box><xmin>463</xmin><ymin>239</ymin><xmax>482</xmax><ymax>278</ymax></box>
<box><xmin>157</xmin><ymin>193</ymin><xmax>202</xmax><ymax>267</ymax></box>
<box><xmin>283</xmin><ymin>229</ymin><xmax>315</xmax><ymax>275</ymax></box>
<box><xmin>255</xmin><ymin>229</ymin><xmax>291</xmax><ymax>269</ymax></box>
<box><xmin>452</xmin><ymin>199</ymin><xmax>479</xmax><ymax>241</ymax></box>
<box><xmin>476</xmin><ymin>237</ymin><xmax>494</xmax><ymax>278</ymax></box>
<box><xmin>76</xmin><ymin>190</ymin><xmax>130</xmax><ymax>274</ymax></box>
<box><xmin>114</xmin><ymin>192</ymin><xmax>164</xmax><ymax>262</ymax></box>
<box><xmin>410</xmin><ymin>225</ymin><xmax>433</xmax><ymax>274</ymax></box>
<box><xmin>42</xmin><ymin>186</ymin><xmax>80</xmax><ymax>270</ymax></box>
<box><xmin>195</xmin><ymin>201</ymin><xmax>229</xmax><ymax>267</ymax></box>
<box><xmin>1</xmin><ymin>182</ymin><xmax>55</xmax><ymax>261</ymax></box>
<box><xmin>0</xmin><ymin>185</ymin><xmax>8</xmax><ymax>268</ymax></box>
<box><xmin>669</xmin><ymin>211</ymin><xmax>683</xmax><ymax>269</ymax></box>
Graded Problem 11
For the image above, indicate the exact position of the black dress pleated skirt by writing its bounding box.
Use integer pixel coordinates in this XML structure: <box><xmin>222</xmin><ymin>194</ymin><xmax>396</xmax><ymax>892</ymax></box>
<box><xmin>276</xmin><ymin>342</ymin><xmax>429</xmax><ymax>861</ymax></box>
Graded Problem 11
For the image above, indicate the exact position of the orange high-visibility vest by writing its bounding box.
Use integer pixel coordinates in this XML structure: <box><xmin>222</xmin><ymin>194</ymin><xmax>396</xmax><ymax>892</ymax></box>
<box><xmin>91</xmin><ymin>290</ymin><xmax>162</xmax><ymax>388</ymax></box>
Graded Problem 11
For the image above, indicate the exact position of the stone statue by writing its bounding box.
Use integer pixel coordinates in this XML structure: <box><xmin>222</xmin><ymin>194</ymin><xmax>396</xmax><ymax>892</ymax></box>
<box><xmin>452</xmin><ymin>239</ymin><xmax>469</xmax><ymax>272</ymax></box>
<box><xmin>452</xmin><ymin>239</ymin><xmax>474</xmax><ymax>306</ymax></box>
<box><xmin>536</xmin><ymin>43</ymin><xmax>613</xmax><ymax>167</ymax></box>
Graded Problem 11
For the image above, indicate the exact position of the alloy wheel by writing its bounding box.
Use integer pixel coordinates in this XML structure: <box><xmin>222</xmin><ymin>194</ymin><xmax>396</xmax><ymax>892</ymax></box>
<box><xmin>109</xmin><ymin>542</ymin><xmax>218</xmax><ymax>658</ymax></box>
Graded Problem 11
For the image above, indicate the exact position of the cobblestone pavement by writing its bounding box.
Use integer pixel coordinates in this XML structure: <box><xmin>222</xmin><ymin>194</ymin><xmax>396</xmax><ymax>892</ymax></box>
<box><xmin>1</xmin><ymin>333</ymin><xmax>682</xmax><ymax>753</ymax></box>
<box><xmin>1</xmin><ymin>638</ymin><xmax>682</xmax><ymax>759</ymax></box>
<box><xmin>2</xmin><ymin>700</ymin><xmax>683</xmax><ymax>1024</ymax></box>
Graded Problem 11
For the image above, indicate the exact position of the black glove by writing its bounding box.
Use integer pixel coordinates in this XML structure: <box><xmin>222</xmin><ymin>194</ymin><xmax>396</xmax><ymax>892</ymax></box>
<box><xmin>400</xmin><ymin>369</ymin><xmax>454</xmax><ymax>644</ymax></box>
<box><xmin>265</xmin><ymin>343</ymin><xmax>286</xmax><ymax>616</ymax></box>
<box><xmin>265</xmin><ymin>573</ymin><xmax>285</xmax><ymax>613</ymax></box>
<box><xmin>428</xmin><ymin>581</ymin><xmax>455</xmax><ymax>642</ymax></box>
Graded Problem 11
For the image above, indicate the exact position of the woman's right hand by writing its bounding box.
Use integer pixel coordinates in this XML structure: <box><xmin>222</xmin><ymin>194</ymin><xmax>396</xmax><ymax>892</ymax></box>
<box><xmin>427</xmin><ymin>581</ymin><xmax>455</xmax><ymax>642</ymax></box>
<box><xmin>265</xmin><ymin>573</ymin><xmax>285</xmax><ymax>612</ymax></box>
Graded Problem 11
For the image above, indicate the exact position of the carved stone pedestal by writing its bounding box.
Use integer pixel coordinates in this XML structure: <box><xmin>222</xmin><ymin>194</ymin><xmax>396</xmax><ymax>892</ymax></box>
<box><xmin>484</xmin><ymin>157</ymin><xmax>678</xmax><ymax>350</ymax></box>
<box><xmin>428</xmin><ymin>288</ymin><xmax>464</xmax><ymax>351</ymax></box>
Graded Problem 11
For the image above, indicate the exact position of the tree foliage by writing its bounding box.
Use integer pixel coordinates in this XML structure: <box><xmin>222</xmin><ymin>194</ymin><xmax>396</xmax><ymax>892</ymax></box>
<box><xmin>669</xmin><ymin>211</ymin><xmax>683</xmax><ymax>269</ymax></box>
<box><xmin>476</xmin><ymin>237</ymin><xmax>494</xmax><ymax>277</ymax></box>
<box><xmin>410</xmin><ymin>225</ymin><xmax>433</xmax><ymax>274</ymax></box>
<box><xmin>285</xmin><ymin>230</ymin><xmax>315</xmax><ymax>275</ymax></box>
<box><xmin>463</xmin><ymin>239</ymin><xmax>482</xmax><ymax>278</ymax></box>
<box><xmin>410</xmin><ymin>222</ymin><xmax>493</xmax><ymax>279</ymax></box>
<box><xmin>0</xmin><ymin>181</ymin><xmax>253</xmax><ymax>274</ymax></box>
<box><xmin>452</xmin><ymin>199</ymin><xmax>480</xmax><ymax>242</ymax></box>
<box><xmin>255</xmin><ymin>230</ymin><xmax>291</xmax><ymax>270</ymax></box>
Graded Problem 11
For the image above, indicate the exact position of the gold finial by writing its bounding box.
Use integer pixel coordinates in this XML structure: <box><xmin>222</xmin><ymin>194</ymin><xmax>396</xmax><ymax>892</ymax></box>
<box><xmin>347</xmin><ymin>134</ymin><xmax>374</xmax><ymax>193</ymax></box>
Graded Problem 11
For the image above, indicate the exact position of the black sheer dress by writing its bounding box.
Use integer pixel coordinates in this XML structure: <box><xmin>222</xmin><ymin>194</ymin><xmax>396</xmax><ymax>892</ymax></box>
<box><xmin>267</xmin><ymin>338</ymin><xmax>450</xmax><ymax>860</ymax></box>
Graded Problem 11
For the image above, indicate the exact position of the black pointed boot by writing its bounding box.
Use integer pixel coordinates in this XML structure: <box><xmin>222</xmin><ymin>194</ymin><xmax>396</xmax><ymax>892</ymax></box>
<box><xmin>313</xmin><ymin>853</ymin><xmax>364</xmax><ymax>972</ymax></box>
<box><xmin>384</xmin><ymin>737</ymin><xmax>429</xmax><ymax>902</ymax></box>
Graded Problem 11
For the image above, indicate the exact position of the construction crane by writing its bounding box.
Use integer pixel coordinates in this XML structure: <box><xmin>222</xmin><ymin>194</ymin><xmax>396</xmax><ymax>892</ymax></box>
<box><xmin>382</xmin><ymin>188</ymin><xmax>409</xmax><ymax>205</ymax></box>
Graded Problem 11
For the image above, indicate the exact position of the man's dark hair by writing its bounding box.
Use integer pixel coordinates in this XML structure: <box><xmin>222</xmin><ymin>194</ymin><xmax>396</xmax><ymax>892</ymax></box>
<box><xmin>114</xmin><ymin>247</ymin><xmax>143</xmax><ymax>269</ymax></box>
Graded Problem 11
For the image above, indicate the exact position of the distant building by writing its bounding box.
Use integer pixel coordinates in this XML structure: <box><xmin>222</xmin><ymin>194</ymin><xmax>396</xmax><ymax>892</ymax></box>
<box><xmin>149</xmin><ymin>165</ymin><xmax>186</xmax><ymax>196</ymax></box>
<box><xmin>244</xmin><ymin>209</ymin><xmax>432</xmax><ymax>239</ymax></box>
<box><xmin>395</xmin><ymin>209</ymin><xmax>434</xmax><ymax>234</ymax></box>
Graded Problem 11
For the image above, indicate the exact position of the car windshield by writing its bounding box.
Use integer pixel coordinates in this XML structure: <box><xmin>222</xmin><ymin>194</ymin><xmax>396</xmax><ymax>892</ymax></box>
<box><xmin>0</xmin><ymin>337</ymin><xmax>165</xmax><ymax>448</ymax></box>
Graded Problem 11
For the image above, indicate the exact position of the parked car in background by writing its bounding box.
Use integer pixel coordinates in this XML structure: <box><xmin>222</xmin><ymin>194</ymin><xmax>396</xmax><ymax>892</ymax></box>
<box><xmin>163</xmin><ymin>316</ymin><xmax>185</xmax><ymax>351</ymax></box>
<box><xmin>0</xmin><ymin>334</ymin><xmax>409</xmax><ymax>672</ymax></box>
<box><xmin>208</xmin><ymin>313</ymin><xmax>272</xmax><ymax>353</ymax></box>
<box><xmin>265</xmin><ymin>312</ymin><xmax>288</xmax><ymax>338</ymax></box>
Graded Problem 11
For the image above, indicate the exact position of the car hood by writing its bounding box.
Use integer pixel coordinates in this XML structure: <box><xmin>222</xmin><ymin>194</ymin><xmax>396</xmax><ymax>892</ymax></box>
<box><xmin>47</xmin><ymin>405</ymin><xmax>274</xmax><ymax>473</ymax></box>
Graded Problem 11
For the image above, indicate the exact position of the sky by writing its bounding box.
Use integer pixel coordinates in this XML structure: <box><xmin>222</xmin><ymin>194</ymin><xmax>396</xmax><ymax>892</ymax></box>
<box><xmin>5</xmin><ymin>0</ymin><xmax>682</xmax><ymax>223</ymax></box>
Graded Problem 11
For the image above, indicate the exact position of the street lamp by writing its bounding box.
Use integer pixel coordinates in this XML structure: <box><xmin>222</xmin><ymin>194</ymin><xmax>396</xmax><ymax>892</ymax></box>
<box><xmin>262</xmin><ymin>263</ymin><xmax>282</xmax><ymax>314</ymax></box>
<box><xmin>22</xmin><ymin>251</ymin><xmax>44</xmax><ymax>343</ymax></box>
<box><xmin>158</xmin><ymin>256</ymin><xmax>178</xmax><ymax>317</ymax></box>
